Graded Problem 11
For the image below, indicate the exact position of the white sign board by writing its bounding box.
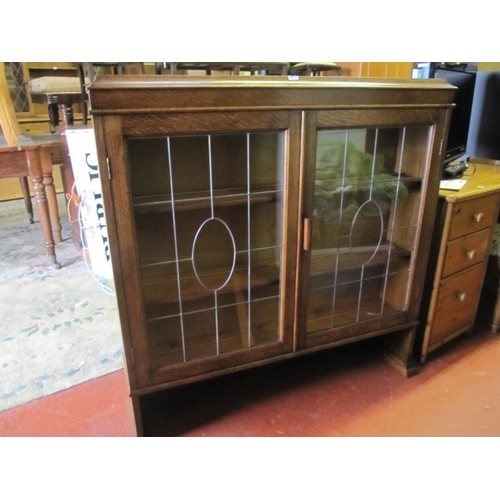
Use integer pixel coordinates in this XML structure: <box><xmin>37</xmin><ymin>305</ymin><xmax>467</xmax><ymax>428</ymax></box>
<box><xmin>65</xmin><ymin>128</ymin><xmax>113</xmax><ymax>280</ymax></box>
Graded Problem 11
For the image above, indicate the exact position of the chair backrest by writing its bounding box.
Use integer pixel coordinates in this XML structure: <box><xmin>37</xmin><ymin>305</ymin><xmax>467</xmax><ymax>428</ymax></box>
<box><xmin>0</xmin><ymin>62</ymin><xmax>22</xmax><ymax>147</ymax></box>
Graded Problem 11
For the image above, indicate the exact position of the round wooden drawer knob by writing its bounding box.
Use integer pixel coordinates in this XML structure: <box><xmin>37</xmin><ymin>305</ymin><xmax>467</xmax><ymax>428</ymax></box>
<box><xmin>465</xmin><ymin>249</ymin><xmax>476</xmax><ymax>259</ymax></box>
<box><xmin>473</xmin><ymin>212</ymin><xmax>484</xmax><ymax>222</ymax></box>
<box><xmin>456</xmin><ymin>292</ymin><xmax>468</xmax><ymax>301</ymax></box>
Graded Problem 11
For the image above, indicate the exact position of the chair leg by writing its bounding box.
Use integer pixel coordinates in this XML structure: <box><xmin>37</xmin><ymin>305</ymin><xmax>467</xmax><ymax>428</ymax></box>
<box><xmin>18</xmin><ymin>176</ymin><xmax>34</xmax><ymax>223</ymax></box>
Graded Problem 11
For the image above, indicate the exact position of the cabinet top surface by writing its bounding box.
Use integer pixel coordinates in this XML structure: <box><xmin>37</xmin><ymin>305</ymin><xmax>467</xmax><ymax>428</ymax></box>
<box><xmin>88</xmin><ymin>75</ymin><xmax>454</xmax><ymax>91</ymax></box>
<box><xmin>88</xmin><ymin>75</ymin><xmax>456</xmax><ymax>115</ymax></box>
<box><xmin>440</xmin><ymin>163</ymin><xmax>500</xmax><ymax>201</ymax></box>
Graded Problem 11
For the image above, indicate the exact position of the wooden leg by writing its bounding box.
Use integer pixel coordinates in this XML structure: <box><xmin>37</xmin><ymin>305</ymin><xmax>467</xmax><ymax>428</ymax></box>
<box><xmin>78</xmin><ymin>63</ymin><xmax>88</xmax><ymax>125</ymax></box>
<box><xmin>40</xmin><ymin>147</ymin><xmax>62</xmax><ymax>243</ymax></box>
<box><xmin>18</xmin><ymin>176</ymin><xmax>34</xmax><ymax>223</ymax></box>
<box><xmin>55</xmin><ymin>128</ymin><xmax>77</xmax><ymax>195</ymax></box>
<box><xmin>374</xmin><ymin>326</ymin><xmax>419</xmax><ymax>377</ymax></box>
<box><xmin>128</xmin><ymin>396</ymin><xmax>143</xmax><ymax>437</ymax></box>
<box><xmin>26</xmin><ymin>149</ymin><xmax>60</xmax><ymax>269</ymax></box>
<box><xmin>59</xmin><ymin>104</ymin><xmax>74</xmax><ymax>126</ymax></box>
<box><xmin>47</xmin><ymin>103</ymin><xmax>59</xmax><ymax>130</ymax></box>
<box><xmin>56</xmin><ymin>127</ymin><xmax>81</xmax><ymax>247</ymax></box>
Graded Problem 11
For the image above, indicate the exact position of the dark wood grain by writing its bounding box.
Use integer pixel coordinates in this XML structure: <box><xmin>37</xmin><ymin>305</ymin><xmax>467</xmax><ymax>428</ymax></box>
<box><xmin>89</xmin><ymin>76</ymin><xmax>456</xmax><ymax>435</ymax></box>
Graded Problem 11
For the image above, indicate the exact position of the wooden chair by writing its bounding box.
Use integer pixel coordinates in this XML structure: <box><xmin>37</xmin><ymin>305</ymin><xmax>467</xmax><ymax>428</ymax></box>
<box><xmin>0</xmin><ymin>61</ymin><xmax>64</xmax><ymax>268</ymax></box>
<box><xmin>468</xmin><ymin>157</ymin><xmax>500</xmax><ymax>333</ymax></box>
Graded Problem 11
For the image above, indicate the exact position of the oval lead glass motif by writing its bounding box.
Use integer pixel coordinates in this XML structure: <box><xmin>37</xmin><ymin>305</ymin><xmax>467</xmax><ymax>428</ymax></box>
<box><xmin>192</xmin><ymin>217</ymin><xmax>236</xmax><ymax>291</ymax></box>
<box><xmin>350</xmin><ymin>200</ymin><xmax>384</xmax><ymax>265</ymax></box>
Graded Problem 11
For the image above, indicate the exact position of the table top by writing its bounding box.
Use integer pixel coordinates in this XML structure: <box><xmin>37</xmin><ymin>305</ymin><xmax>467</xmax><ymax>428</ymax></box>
<box><xmin>0</xmin><ymin>133</ymin><xmax>37</xmax><ymax>150</ymax></box>
<box><xmin>1</xmin><ymin>132</ymin><xmax>60</xmax><ymax>151</ymax></box>
<box><xmin>439</xmin><ymin>162</ymin><xmax>500</xmax><ymax>201</ymax></box>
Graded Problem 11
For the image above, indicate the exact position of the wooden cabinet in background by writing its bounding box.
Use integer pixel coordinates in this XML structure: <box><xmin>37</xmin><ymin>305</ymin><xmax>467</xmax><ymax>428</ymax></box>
<box><xmin>88</xmin><ymin>75</ymin><xmax>455</xmax><ymax>436</ymax></box>
<box><xmin>333</xmin><ymin>62</ymin><xmax>414</xmax><ymax>78</ymax></box>
<box><xmin>417</xmin><ymin>163</ymin><xmax>500</xmax><ymax>363</ymax></box>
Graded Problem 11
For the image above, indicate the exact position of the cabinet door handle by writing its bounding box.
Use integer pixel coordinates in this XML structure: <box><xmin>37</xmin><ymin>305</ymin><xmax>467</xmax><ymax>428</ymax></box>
<box><xmin>456</xmin><ymin>292</ymin><xmax>468</xmax><ymax>302</ymax></box>
<box><xmin>465</xmin><ymin>249</ymin><xmax>476</xmax><ymax>259</ymax></box>
<box><xmin>473</xmin><ymin>212</ymin><xmax>484</xmax><ymax>222</ymax></box>
<box><xmin>303</xmin><ymin>218</ymin><xmax>312</xmax><ymax>251</ymax></box>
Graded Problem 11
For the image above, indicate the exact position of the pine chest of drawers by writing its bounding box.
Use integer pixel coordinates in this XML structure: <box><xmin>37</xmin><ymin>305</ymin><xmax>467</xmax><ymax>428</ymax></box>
<box><xmin>418</xmin><ymin>163</ymin><xmax>500</xmax><ymax>363</ymax></box>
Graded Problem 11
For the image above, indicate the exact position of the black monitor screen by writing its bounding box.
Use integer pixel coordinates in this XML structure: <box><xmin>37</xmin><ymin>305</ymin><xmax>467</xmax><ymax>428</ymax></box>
<box><xmin>435</xmin><ymin>68</ymin><xmax>476</xmax><ymax>164</ymax></box>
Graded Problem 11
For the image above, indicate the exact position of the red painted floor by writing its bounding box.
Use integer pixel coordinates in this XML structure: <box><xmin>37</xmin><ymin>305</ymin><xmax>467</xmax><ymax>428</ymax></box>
<box><xmin>0</xmin><ymin>370</ymin><xmax>134</xmax><ymax>437</ymax></box>
<box><xmin>1</xmin><ymin>318</ymin><xmax>500</xmax><ymax>437</ymax></box>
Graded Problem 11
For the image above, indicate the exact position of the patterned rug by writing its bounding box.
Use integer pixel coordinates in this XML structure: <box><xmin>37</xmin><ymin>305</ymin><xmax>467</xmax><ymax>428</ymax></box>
<box><xmin>0</xmin><ymin>195</ymin><xmax>123</xmax><ymax>412</ymax></box>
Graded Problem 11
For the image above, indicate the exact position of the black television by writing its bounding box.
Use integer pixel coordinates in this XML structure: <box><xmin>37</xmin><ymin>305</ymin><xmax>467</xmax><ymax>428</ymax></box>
<box><xmin>465</xmin><ymin>71</ymin><xmax>500</xmax><ymax>161</ymax></box>
<box><xmin>434</xmin><ymin>67</ymin><xmax>477</xmax><ymax>165</ymax></box>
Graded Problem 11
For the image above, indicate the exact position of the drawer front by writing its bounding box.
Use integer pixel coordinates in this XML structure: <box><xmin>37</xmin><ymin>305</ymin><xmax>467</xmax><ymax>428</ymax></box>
<box><xmin>449</xmin><ymin>194</ymin><xmax>498</xmax><ymax>240</ymax></box>
<box><xmin>430</xmin><ymin>264</ymin><xmax>484</xmax><ymax>343</ymax></box>
<box><xmin>442</xmin><ymin>228</ymin><xmax>490</xmax><ymax>278</ymax></box>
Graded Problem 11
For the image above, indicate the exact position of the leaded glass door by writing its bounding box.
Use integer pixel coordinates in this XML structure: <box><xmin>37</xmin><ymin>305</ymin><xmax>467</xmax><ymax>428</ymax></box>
<box><xmin>111</xmin><ymin>112</ymin><xmax>300</xmax><ymax>387</ymax></box>
<box><xmin>297</xmin><ymin>111</ymin><xmax>434</xmax><ymax>350</ymax></box>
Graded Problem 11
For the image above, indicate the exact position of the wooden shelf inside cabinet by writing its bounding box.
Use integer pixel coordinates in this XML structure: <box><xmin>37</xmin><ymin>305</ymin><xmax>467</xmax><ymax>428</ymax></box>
<box><xmin>148</xmin><ymin>303</ymin><xmax>280</xmax><ymax>369</ymax></box>
<box><xmin>141</xmin><ymin>259</ymin><xmax>280</xmax><ymax>316</ymax></box>
<box><xmin>315</xmin><ymin>174</ymin><xmax>422</xmax><ymax>188</ymax></box>
<box><xmin>307</xmin><ymin>291</ymin><xmax>401</xmax><ymax>333</ymax></box>
<box><xmin>310</xmin><ymin>244</ymin><xmax>411</xmax><ymax>275</ymax></box>
<box><xmin>133</xmin><ymin>185</ymin><xmax>280</xmax><ymax>213</ymax></box>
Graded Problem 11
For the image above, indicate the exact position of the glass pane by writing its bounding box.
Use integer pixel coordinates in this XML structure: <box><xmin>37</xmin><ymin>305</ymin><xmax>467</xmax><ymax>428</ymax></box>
<box><xmin>307</xmin><ymin>126</ymin><xmax>430</xmax><ymax>336</ymax></box>
<box><xmin>4</xmin><ymin>62</ymin><xmax>30</xmax><ymax>113</ymax></box>
<box><xmin>127</xmin><ymin>132</ymin><xmax>284</xmax><ymax>369</ymax></box>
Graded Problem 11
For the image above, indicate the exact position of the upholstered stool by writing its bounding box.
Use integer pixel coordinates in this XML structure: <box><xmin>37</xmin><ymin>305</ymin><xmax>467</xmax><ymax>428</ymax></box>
<box><xmin>290</xmin><ymin>62</ymin><xmax>341</xmax><ymax>76</ymax></box>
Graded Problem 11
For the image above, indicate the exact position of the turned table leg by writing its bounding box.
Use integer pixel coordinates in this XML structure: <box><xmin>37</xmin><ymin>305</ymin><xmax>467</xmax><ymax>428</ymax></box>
<box><xmin>39</xmin><ymin>147</ymin><xmax>62</xmax><ymax>242</ymax></box>
<box><xmin>26</xmin><ymin>149</ymin><xmax>61</xmax><ymax>269</ymax></box>
<box><xmin>18</xmin><ymin>176</ymin><xmax>34</xmax><ymax>223</ymax></box>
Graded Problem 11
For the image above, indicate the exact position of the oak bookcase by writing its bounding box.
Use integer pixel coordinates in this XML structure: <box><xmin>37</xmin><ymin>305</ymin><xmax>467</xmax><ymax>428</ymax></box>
<box><xmin>88</xmin><ymin>75</ymin><xmax>454</xmax><ymax>435</ymax></box>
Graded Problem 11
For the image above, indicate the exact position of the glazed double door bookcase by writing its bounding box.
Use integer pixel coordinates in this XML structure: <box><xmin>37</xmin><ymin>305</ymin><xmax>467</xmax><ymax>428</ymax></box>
<box><xmin>89</xmin><ymin>76</ymin><xmax>454</xmax><ymax>434</ymax></box>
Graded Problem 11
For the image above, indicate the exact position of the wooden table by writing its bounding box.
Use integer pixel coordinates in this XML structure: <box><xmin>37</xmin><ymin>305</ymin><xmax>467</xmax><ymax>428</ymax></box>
<box><xmin>0</xmin><ymin>134</ymin><xmax>62</xmax><ymax>268</ymax></box>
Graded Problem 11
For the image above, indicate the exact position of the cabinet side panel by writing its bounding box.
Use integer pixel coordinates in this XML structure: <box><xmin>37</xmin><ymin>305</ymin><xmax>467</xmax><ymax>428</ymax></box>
<box><xmin>92</xmin><ymin>115</ymin><xmax>139</xmax><ymax>392</ymax></box>
<box><xmin>100</xmin><ymin>115</ymin><xmax>152</xmax><ymax>388</ymax></box>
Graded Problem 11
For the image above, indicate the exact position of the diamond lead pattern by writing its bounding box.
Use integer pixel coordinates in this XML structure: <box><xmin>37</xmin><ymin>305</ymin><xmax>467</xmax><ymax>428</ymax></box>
<box><xmin>5</xmin><ymin>62</ymin><xmax>30</xmax><ymax>113</ymax></box>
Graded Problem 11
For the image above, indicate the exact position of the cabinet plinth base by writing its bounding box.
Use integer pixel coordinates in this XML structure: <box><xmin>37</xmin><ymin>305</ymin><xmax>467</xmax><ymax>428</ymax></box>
<box><xmin>379</xmin><ymin>349</ymin><xmax>419</xmax><ymax>378</ymax></box>
<box><xmin>373</xmin><ymin>327</ymin><xmax>419</xmax><ymax>378</ymax></box>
